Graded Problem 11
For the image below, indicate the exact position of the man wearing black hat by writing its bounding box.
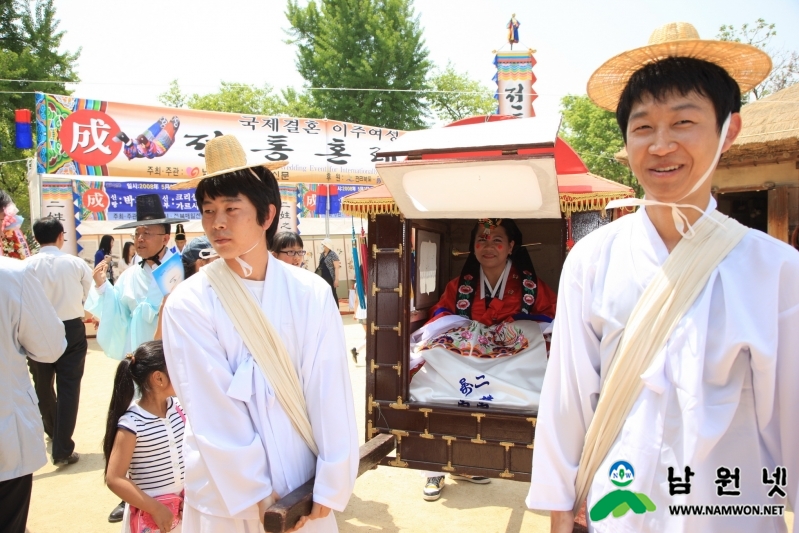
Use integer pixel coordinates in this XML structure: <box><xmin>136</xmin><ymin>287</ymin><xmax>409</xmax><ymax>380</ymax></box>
<box><xmin>174</xmin><ymin>223</ymin><xmax>187</xmax><ymax>254</ymax></box>
<box><xmin>83</xmin><ymin>193</ymin><xmax>184</xmax><ymax>523</ymax></box>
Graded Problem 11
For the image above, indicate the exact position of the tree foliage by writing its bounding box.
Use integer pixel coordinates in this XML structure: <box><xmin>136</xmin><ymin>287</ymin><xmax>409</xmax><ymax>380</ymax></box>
<box><xmin>187</xmin><ymin>82</ymin><xmax>285</xmax><ymax>115</ymax></box>
<box><xmin>157</xmin><ymin>79</ymin><xmax>185</xmax><ymax>109</ymax></box>
<box><xmin>717</xmin><ymin>18</ymin><xmax>798</xmax><ymax>101</ymax></box>
<box><xmin>560</xmin><ymin>94</ymin><xmax>642</xmax><ymax>197</ymax></box>
<box><xmin>0</xmin><ymin>0</ymin><xmax>79</xmax><ymax>232</ymax></box>
<box><xmin>285</xmin><ymin>0</ymin><xmax>431</xmax><ymax>130</ymax></box>
<box><xmin>427</xmin><ymin>62</ymin><xmax>496</xmax><ymax>123</ymax></box>
<box><xmin>158</xmin><ymin>80</ymin><xmax>322</xmax><ymax>118</ymax></box>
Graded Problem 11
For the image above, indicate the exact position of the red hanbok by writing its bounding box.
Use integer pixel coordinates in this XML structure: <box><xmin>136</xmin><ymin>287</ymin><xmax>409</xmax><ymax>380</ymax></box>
<box><xmin>429</xmin><ymin>265</ymin><xmax>556</xmax><ymax>326</ymax></box>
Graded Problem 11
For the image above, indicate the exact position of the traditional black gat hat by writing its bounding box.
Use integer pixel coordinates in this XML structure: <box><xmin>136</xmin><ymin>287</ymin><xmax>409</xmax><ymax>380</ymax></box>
<box><xmin>114</xmin><ymin>193</ymin><xmax>185</xmax><ymax>230</ymax></box>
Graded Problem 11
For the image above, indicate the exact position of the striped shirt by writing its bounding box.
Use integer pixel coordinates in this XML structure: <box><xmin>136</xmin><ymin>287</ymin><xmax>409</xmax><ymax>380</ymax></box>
<box><xmin>118</xmin><ymin>396</ymin><xmax>185</xmax><ymax>496</ymax></box>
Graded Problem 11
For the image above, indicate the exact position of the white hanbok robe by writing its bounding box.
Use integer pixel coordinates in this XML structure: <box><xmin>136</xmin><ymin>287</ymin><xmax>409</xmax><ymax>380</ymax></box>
<box><xmin>85</xmin><ymin>250</ymin><xmax>174</xmax><ymax>360</ymax></box>
<box><xmin>161</xmin><ymin>257</ymin><xmax>358</xmax><ymax>532</ymax></box>
<box><xmin>527</xmin><ymin>199</ymin><xmax>799</xmax><ymax>532</ymax></box>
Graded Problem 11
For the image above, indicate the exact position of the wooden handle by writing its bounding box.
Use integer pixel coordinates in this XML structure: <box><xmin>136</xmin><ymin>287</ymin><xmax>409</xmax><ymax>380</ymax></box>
<box><xmin>263</xmin><ymin>434</ymin><xmax>396</xmax><ymax>532</ymax></box>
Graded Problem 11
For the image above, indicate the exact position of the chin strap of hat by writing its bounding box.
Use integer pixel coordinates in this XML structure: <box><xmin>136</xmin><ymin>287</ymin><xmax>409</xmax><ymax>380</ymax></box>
<box><xmin>234</xmin><ymin>239</ymin><xmax>263</xmax><ymax>278</ymax></box>
<box><xmin>200</xmin><ymin>238</ymin><xmax>263</xmax><ymax>278</ymax></box>
<box><xmin>605</xmin><ymin>114</ymin><xmax>731</xmax><ymax>239</ymax></box>
<box><xmin>139</xmin><ymin>246</ymin><xmax>166</xmax><ymax>267</ymax></box>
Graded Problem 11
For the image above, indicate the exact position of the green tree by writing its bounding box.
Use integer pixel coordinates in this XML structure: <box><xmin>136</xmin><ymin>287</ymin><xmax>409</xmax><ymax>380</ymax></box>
<box><xmin>0</xmin><ymin>0</ymin><xmax>79</xmax><ymax>234</ymax></box>
<box><xmin>278</xmin><ymin>86</ymin><xmax>322</xmax><ymax>117</ymax></box>
<box><xmin>560</xmin><ymin>94</ymin><xmax>642</xmax><ymax>197</ymax></box>
<box><xmin>159</xmin><ymin>80</ymin><xmax>322</xmax><ymax>117</ymax></box>
<box><xmin>427</xmin><ymin>62</ymin><xmax>496</xmax><ymax>123</ymax></box>
<box><xmin>718</xmin><ymin>19</ymin><xmax>798</xmax><ymax>100</ymax></box>
<box><xmin>285</xmin><ymin>0</ymin><xmax>431</xmax><ymax>130</ymax></box>
<box><xmin>186</xmin><ymin>81</ymin><xmax>284</xmax><ymax>115</ymax></box>
<box><xmin>157</xmin><ymin>79</ymin><xmax>186</xmax><ymax>108</ymax></box>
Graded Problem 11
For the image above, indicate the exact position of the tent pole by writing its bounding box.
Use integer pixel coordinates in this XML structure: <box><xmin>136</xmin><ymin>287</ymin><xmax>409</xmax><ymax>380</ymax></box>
<box><xmin>325</xmin><ymin>190</ymin><xmax>330</xmax><ymax>238</ymax></box>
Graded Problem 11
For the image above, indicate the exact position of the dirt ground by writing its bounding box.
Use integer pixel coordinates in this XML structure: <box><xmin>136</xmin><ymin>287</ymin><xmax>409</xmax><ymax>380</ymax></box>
<box><xmin>25</xmin><ymin>316</ymin><xmax>793</xmax><ymax>532</ymax></box>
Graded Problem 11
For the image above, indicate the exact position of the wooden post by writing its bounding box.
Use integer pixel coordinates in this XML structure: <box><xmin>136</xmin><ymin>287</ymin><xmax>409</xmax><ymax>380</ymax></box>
<box><xmin>768</xmin><ymin>188</ymin><xmax>789</xmax><ymax>243</ymax></box>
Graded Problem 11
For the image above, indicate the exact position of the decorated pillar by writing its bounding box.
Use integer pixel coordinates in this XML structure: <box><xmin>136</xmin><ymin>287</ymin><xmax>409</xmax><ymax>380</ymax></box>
<box><xmin>278</xmin><ymin>184</ymin><xmax>298</xmax><ymax>233</ymax></box>
<box><xmin>494</xmin><ymin>50</ymin><xmax>538</xmax><ymax>118</ymax></box>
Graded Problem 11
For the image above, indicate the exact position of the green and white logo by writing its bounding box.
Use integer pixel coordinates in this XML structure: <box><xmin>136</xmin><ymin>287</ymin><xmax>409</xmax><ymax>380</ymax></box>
<box><xmin>589</xmin><ymin>461</ymin><xmax>657</xmax><ymax>521</ymax></box>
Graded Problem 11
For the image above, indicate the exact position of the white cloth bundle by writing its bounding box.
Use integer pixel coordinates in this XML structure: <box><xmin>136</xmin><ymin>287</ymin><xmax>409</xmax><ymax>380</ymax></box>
<box><xmin>204</xmin><ymin>259</ymin><xmax>319</xmax><ymax>456</ymax></box>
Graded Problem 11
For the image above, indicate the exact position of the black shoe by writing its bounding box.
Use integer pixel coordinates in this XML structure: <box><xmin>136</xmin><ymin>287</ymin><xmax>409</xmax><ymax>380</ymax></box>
<box><xmin>108</xmin><ymin>500</ymin><xmax>125</xmax><ymax>523</ymax></box>
<box><xmin>449</xmin><ymin>473</ymin><xmax>491</xmax><ymax>484</ymax></box>
<box><xmin>114</xmin><ymin>131</ymin><xmax>130</xmax><ymax>144</ymax></box>
<box><xmin>351</xmin><ymin>347</ymin><xmax>358</xmax><ymax>363</ymax></box>
<box><xmin>53</xmin><ymin>452</ymin><xmax>80</xmax><ymax>466</ymax></box>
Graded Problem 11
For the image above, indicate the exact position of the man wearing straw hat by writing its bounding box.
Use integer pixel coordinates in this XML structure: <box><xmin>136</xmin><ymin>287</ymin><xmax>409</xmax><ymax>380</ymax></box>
<box><xmin>161</xmin><ymin>135</ymin><xmax>358</xmax><ymax>532</ymax></box>
<box><xmin>526</xmin><ymin>22</ymin><xmax>799</xmax><ymax>532</ymax></box>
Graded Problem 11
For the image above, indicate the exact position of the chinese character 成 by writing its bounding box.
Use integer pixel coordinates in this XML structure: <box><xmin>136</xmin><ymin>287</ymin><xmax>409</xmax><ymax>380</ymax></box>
<box><xmin>71</xmin><ymin>118</ymin><xmax>112</xmax><ymax>155</ymax></box>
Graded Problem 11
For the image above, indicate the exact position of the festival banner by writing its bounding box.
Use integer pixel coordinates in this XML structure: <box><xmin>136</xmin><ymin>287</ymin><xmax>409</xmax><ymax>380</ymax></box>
<box><xmin>64</xmin><ymin>179</ymin><xmax>368</xmax><ymax>230</ymax></box>
<box><xmin>494</xmin><ymin>51</ymin><xmax>537</xmax><ymax>118</ymax></box>
<box><xmin>35</xmin><ymin>93</ymin><xmax>403</xmax><ymax>184</ymax></box>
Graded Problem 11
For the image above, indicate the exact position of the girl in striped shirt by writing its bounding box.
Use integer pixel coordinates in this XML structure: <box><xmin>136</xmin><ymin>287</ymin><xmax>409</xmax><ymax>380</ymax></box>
<box><xmin>103</xmin><ymin>341</ymin><xmax>185</xmax><ymax>533</ymax></box>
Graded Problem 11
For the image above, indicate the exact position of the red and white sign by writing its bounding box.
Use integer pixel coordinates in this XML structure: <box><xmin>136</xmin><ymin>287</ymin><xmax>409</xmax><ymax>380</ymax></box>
<box><xmin>81</xmin><ymin>188</ymin><xmax>110</xmax><ymax>212</ymax></box>
<box><xmin>58</xmin><ymin>109</ymin><xmax>122</xmax><ymax>166</ymax></box>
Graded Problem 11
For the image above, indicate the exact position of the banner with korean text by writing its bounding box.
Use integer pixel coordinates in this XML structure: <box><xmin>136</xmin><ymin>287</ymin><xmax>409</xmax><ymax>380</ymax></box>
<box><xmin>35</xmin><ymin>93</ymin><xmax>403</xmax><ymax>185</ymax></box>
<box><xmin>494</xmin><ymin>51</ymin><xmax>537</xmax><ymax>118</ymax></box>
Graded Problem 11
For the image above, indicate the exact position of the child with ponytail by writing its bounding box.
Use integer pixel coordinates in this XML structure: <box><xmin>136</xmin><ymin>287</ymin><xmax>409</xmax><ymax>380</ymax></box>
<box><xmin>103</xmin><ymin>340</ymin><xmax>185</xmax><ymax>533</ymax></box>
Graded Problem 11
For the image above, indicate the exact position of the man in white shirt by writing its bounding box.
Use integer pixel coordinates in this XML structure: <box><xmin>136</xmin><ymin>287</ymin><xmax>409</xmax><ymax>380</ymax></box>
<box><xmin>25</xmin><ymin>216</ymin><xmax>93</xmax><ymax>466</ymax></box>
<box><xmin>0</xmin><ymin>190</ymin><xmax>67</xmax><ymax>533</ymax></box>
<box><xmin>162</xmin><ymin>136</ymin><xmax>358</xmax><ymax>532</ymax></box>
<box><xmin>527</xmin><ymin>23</ymin><xmax>798</xmax><ymax>532</ymax></box>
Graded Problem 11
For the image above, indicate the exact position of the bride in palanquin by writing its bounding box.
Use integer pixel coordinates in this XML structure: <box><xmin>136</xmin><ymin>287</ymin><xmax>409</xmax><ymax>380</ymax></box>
<box><xmin>409</xmin><ymin>217</ymin><xmax>557</xmax><ymax>411</ymax></box>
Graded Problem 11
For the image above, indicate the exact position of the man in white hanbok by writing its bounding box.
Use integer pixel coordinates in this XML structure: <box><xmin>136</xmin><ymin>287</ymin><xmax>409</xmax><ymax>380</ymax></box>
<box><xmin>85</xmin><ymin>193</ymin><xmax>184</xmax><ymax>523</ymax></box>
<box><xmin>162</xmin><ymin>136</ymin><xmax>358</xmax><ymax>532</ymax></box>
<box><xmin>527</xmin><ymin>23</ymin><xmax>799</xmax><ymax>533</ymax></box>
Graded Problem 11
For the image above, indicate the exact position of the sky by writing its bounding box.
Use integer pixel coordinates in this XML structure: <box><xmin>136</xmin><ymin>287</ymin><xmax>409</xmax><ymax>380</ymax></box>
<box><xmin>53</xmin><ymin>0</ymin><xmax>799</xmax><ymax>124</ymax></box>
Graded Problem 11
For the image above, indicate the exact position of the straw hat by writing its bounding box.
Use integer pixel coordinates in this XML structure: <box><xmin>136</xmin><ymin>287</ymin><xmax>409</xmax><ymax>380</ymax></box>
<box><xmin>171</xmin><ymin>135</ymin><xmax>289</xmax><ymax>190</ymax></box>
<box><xmin>587</xmin><ymin>22</ymin><xmax>772</xmax><ymax>112</ymax></box>
<box><xmin>321</xmin><ymin>238</ymin><xmax>335</xmax><ymax>251</ymax></box>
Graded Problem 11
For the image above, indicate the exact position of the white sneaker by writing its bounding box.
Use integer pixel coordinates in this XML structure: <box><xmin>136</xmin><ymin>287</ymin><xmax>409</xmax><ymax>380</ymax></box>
<box><xmin>423</xmin><ymin>476</ymin><xmax>446</xmax><ymax>501</ymax></box>
<box><xmin>449</xmin><ymin>473</ymin><xmax>491</xmax><ymax>484</ymax></box>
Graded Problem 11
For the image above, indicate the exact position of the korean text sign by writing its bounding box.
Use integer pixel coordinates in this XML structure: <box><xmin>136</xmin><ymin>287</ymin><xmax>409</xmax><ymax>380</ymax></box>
<box><xmin>36</xmin><ymin>92</ymin><xmax>404</xmax><ymax>184</ymax></box>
